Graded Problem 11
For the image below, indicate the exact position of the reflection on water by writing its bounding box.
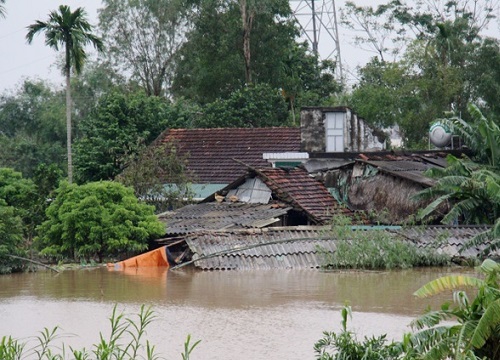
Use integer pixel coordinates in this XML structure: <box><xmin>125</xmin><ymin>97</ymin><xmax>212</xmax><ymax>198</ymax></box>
<box><xmin>0</xmin><ymin>266</ymin><xmax>472</xmax><ymax>359</ymax></box>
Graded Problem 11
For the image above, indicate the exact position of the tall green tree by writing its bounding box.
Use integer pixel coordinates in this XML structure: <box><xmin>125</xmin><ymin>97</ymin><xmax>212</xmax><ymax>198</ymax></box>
<box><xmin>26</xmin><ymin>5</ymin><xmax>104</xmax><ymax>184</ymax></box>
<box><xmin>342</xmin><ymin>1</ymin><xmax>499</xmax><ymax>146</ymax></box>
<box><xmin>74</xmin><ymin>91</ymin><xmax>195</xmax><ymax>183</ymax></box>
<box><xmin>99</xmin><ymin>0</ymin><xmax>189</xmax><ymax>96</ymax></box>
<box><xmin>0</xmin><ymin>80</ymin><xmax>67</xmax><ymax>177</ymax></box>
<box><xmin>172</xmin><ymin>0</ymin><xmax>299</xmax><ymax>103</ymax></box>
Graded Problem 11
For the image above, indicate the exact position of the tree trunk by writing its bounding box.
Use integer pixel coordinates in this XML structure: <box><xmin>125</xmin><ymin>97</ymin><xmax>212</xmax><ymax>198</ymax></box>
<box><xmin>240</xmin><ymin>0</ymin><xmax>254</xmax><ymax>84</ymax></box>
<box><xmin>65</xmin><ymin>47</ymin><xmax>73</xmax><ymax>184</ymax></box>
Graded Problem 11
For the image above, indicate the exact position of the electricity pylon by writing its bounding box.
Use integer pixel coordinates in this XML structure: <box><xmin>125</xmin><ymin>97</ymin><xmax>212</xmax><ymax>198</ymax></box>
<box><xmin>290</xmin><ymin>0</ymin><xmax>343</xmax><ymax>81</ymax></box>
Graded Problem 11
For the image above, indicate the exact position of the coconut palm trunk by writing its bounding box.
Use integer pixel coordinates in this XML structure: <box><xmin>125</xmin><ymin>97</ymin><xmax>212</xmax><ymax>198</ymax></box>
<box><xmin>65</xmin><ymin>59</ymin><xmax>73</xmax><ymax>183</ymax></box>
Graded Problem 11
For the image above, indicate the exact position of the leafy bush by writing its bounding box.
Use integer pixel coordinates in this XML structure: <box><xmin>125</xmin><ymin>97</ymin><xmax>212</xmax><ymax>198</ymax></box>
<box><xmin>36</xmin><ymin>181</ymin><xmax>165</xmax><ymax>262</ymax></box>
<box><xmin>317</xmin><ymin>217</ymin><xmax>450</xmax><ymax>270</ymax></box>
<box><xmin>0</xmin><ymin>201</ymin><xmax>25</xmax><ymax>274</ymax></box>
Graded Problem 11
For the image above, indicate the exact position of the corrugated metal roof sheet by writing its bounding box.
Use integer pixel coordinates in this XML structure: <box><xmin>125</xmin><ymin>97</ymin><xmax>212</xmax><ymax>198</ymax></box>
<box><xmin>186</xmin><ymin>229</ymin><xmax>336</xmax><ymax>270</ymax></box>
<box><xmin>160</xmin><ymin>202</ymin><xmax>292</xmax><ymax>235</ymax></box>
<box><xmin>182</xmin><ymin>226</ymin><xmax>497</xmax><ymax>270</ymax></box>
<box><xmin>398</xmin><ymin>225</ymin><xmax>495</xmax><ymax>258</ymax></box>
<box><xmin>360</xmin><ymin>160</ymin><xmax>440</xmax><ymax>187</ymax></box>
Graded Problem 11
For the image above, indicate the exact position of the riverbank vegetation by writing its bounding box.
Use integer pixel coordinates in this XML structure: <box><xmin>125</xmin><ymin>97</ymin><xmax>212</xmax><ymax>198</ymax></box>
<box><xmin>0</xmin><ymin>305</ymin><xmax>200</xmax><ymax>360</ymax></box>
<box><xmin>315</xmin><ymin>259</ymin><xmax>500</xmax><ymax>359</ymax></box>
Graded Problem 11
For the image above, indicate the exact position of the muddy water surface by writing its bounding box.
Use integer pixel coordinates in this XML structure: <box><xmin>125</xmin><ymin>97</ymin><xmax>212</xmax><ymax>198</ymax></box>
<box><xmin>0</xmin><ymin>267</ymin><xmax>471</xmax><ymax>359</ymax></box>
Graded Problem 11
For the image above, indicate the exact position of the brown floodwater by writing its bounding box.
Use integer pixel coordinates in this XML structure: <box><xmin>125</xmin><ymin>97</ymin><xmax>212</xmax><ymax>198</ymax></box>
<box><xmin>0</xmin><ymin>266</ymin><xmax>472</xmax><ymax>359</ymax></box>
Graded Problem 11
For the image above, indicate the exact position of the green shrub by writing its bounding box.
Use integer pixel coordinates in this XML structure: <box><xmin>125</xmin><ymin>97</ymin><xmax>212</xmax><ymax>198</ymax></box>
<box><xmin>314</xmin><ymin>305</ymin><xmax>403</xmax><ymax>360</ymax></box>
<box><xmin>317</xmin><ymin>227</ymin><xmax>450</xmax><ymax>270</ymax></box>
<box><xmin>36</xmin><ymin>181</ymin><xmax>165</xmax><ymax>263</ymax></box>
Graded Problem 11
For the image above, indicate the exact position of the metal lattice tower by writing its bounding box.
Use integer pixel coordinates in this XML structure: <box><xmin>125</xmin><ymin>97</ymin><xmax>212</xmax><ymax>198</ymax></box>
<box><xmin>290</xmin><ymin>0</ymin><xmax>343</xmax><ymax>81</ymax></box>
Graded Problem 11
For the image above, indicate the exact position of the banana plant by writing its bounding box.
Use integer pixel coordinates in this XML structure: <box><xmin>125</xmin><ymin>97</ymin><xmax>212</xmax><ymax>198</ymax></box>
<box><xmin>409</xmin><ymin>259</ymin><xmax>500</xmax><ymax>359</ymax></box>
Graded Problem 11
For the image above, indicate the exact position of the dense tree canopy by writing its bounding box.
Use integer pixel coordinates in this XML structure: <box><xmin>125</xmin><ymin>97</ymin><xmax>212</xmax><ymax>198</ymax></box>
<box><xmin>0</xmin><ymin>201</ymin><xmax>25</xmax><ymax>274</ymax></box>
<box><xmin>195</xmin><ymin>83</ymin><xmax>290</xmax><ymax>128</ymax></box>
<box><xmin>0</xmin><ymin>81</ymin><xmax>66</xmax><ymax>177</ymax></box>
<box><xmin>344</xmin><ymin>0</ymin><xmax>500</xmax><ymax>147</ymax></box>
<box><xmin>0</xmin><ymin>168</ymin><xmax>40</xmax><ymax>261</ymax></box>
<box><xmin>74</xmin><ymin>91</ymin><xmax>184</xmax><ymax>183</ymax></box>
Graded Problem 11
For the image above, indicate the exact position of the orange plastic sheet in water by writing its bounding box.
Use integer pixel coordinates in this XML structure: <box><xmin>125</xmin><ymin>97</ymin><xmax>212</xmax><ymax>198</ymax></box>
<box><xmin>107</xmin><ymin>246</ymin><xmax>170</xmax><ymax>269</ymax></box>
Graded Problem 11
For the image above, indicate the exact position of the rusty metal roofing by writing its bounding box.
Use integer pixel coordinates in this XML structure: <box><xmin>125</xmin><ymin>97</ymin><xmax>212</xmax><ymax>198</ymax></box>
<box><xmin>181</xmin><ymin>225</ymin><xmax>496</xmax><ymax>270</ymax></box>
<box><xmin>358</xmin><ymin>158</ymin><xmax>443</xmax><ymax>187</ymax></box>
<box><xmin>158</xmin><ymin>128</ymin><xmax>301</xmax><ymax>183</ymax></box>
<box><xmin>160</xmin><ymin>202</ymin><xmax>292</xmax><ymax>235</ymax></box>
<box><xmin>257</xmin><ymin>167</ymin><xmax>354</xmax><ymax>224</ymax></box>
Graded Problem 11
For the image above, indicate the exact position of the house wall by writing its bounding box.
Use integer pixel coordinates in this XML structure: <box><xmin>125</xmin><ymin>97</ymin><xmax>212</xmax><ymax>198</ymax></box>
<box><xmin>310</xmin><ymin>162</ymin><xmax>432</xmax><ymax>224</ymax></box>
<box><xmin>300</xmin><ymin>106</ymin><xmax>387</xmax><ymax>153</ymax></box>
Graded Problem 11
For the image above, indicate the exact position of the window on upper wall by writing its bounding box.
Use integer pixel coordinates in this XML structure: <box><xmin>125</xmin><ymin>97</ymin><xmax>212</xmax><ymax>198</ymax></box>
<box><xmin>325</xmin><ymin>112</ymin><xmax>344</xmax><ymax>152</ymax></box>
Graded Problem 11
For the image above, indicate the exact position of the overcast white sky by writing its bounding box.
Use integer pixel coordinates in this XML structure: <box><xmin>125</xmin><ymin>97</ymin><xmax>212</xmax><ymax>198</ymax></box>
<box><xmin>0</xmin><ymin>0</ymin><xmax>102</xmax><ymax>93</ymax></box>
<box><xmin>0</xmin><ymin>0</ymin><xmax>498</xmax><ymax>94</ymax></box>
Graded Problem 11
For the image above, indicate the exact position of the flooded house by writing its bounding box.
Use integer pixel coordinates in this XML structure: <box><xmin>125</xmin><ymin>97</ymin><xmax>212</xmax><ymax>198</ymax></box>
<box><xmin>113</xmin><ymin>106</ymin><xmax>489</xmax><ymax>270</ymax></box>
<box><xmin>157</xmin><ymin>165</ymin><xmax>363</xmax><ymax>269</ymax></box>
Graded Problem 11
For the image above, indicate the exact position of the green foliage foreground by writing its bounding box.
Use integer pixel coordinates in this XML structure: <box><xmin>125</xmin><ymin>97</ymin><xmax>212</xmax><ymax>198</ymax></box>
<box><xmin>315</xmin><ymin>259</ymin><xmax>500</xmax><ymax>360</ymax></box>
<box><xmin>0</xmin><ymin>305</ymin><xmax>200</xmax><ymax>360</ymax></box>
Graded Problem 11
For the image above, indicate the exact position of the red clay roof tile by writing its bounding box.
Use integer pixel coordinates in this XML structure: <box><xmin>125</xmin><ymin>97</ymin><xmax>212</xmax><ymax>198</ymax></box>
<box><xmin>159</xmin><ymin>128</ymin><xmax>301</xmax><ymax>183</ymax></box>
<box><xmin>257</xmin><ymin>167</ymin><xmax>352</xmax><ymax>224</ymax></box>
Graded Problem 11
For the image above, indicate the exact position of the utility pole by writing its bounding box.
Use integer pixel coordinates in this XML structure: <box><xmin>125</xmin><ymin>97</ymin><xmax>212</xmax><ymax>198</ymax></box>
<box><xmin>290</xmin><ymin>0</ymin><xmax>344</xmax><ymax>82</ymax></box>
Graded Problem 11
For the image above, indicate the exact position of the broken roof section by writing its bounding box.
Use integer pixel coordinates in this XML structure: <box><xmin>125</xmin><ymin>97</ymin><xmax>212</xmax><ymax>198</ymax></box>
<box><xmin>204</xmin><ymin>166</ymin><xmax>356</xmax><ymax>224</ymax></box>
<box><xmin>257</xmin><ymin>167</ymin><xmax>352</xmax><ymax>224</ymax></box>
<box><xmin>160</xmin><ymin>202</ymin><xmax>292</xmax><ymax>235</ymax></box>
<box><xmin>157</xmin><ymin>127</ymin><xmax>301</xmax><ymax>184</ymax></box>
<box><xmin>160</xmin><ymin>166</ymin><xmax>357</xmax><ymax>236</ymax></box>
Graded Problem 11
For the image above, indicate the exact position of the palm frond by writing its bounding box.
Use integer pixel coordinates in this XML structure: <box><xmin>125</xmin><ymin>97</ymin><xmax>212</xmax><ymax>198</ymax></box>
<box><xmin>410</xmin><ymin>308</ymin><xmax>454</xmax><ymax>330</ymax></box>
<box><xmin>414</xmin><ymin>275</ymin><xmax>485</xmax><ymax>298</ymax></box>
<box><xmin>470</xmin><ymin>299</ymin><xmax>500</xmax><ymax>348</ymax></box>
<box><xmin>442</xmin><ymin>197</ymin><xmax>485</xmax><ymax>225</ymax></box>
<box><xmin>478</xmin><ymin>258</ymin><xmax>500</xmax><ymax>275</ymax></box>
<box><xmin>461</xmin><ymin>225</ymin><xmax>500</xmax><ymax>257</ymax></box>
<box><xmin>409</xmin><ymin>325</ymin><xmax>460</xmax><ymax>359</ymax></box>
<box><xmin>417</xmin><ymin>194</ymin><xmax>453</xmax><ymax>220</ymax></box>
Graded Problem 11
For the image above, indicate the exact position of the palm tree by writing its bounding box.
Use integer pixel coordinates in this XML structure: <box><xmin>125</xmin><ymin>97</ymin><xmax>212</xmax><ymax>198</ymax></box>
<box><xmin>26</xmin><ymin>6</ymin><xmax>103</xmax><ymax>183</ymax></box>
<box><xmin>415</xmin><ymin>104</ymin><xmax>500</xmax><ymax>256</ymax></box>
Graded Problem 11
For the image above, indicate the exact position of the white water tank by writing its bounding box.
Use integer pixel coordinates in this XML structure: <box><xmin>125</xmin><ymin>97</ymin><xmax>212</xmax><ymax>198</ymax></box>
<box><xmin>429</xmin><ymin>122</ymin><xmax>452</xmax><ymax>148</ymax></box>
